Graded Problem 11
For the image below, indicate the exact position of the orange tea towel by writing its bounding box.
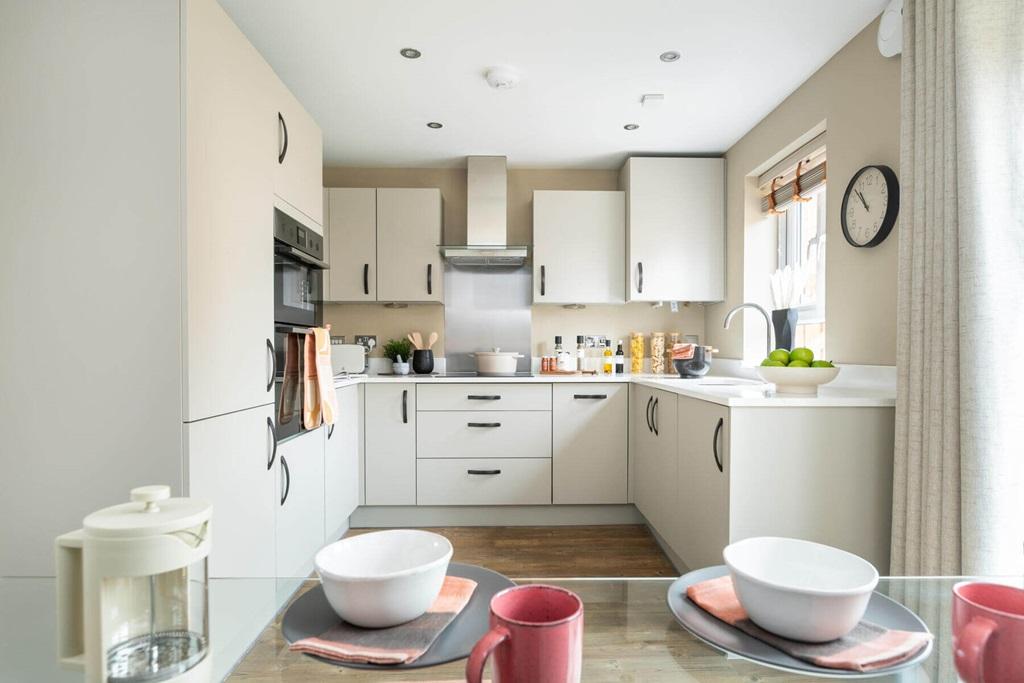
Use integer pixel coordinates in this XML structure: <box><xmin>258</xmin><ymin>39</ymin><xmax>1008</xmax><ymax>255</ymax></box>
<box><xmin>312</xmin><ymin>327</ymin><xmax>337</xmax><ymax>426</ymax></box>
<box><xmin>290</xmin><ymin>576</ymin><xmax>477</xmax><ymax>665</ymax></box>
<box><xmin>302</xmin><ymin>331</ymin><xmax>322</xmax><ymax>428</ymax></box>
<box><xmin>686</xmin><ymin>576</ymin><xmax>931</xmax><ymax>672</ymax></box>
<box><xmin>671</xmin><ymin>343</ymin><xmax>695</xmax><ymax>360</ymax></box>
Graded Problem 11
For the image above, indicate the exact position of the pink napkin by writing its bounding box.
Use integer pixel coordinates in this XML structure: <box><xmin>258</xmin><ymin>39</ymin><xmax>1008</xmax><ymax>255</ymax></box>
<box><xmin>686</xmin><ymin>576</ymin><xmax>932</xmax><ymax>672</ymax></box>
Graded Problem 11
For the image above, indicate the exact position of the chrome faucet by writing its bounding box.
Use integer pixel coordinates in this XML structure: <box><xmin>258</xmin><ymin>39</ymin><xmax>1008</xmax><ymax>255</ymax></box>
<box><xmin>723</xmin><ymin>303</ymin><xmax>774</xmax><ymax>359</ymax></box>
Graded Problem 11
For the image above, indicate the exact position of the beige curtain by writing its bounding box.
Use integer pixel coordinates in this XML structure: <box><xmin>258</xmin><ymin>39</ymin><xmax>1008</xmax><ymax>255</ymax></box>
<box><xmin>893</xmin><ymin>0</ymin><xmax>1024</xmax><ymax>575</ymax></box>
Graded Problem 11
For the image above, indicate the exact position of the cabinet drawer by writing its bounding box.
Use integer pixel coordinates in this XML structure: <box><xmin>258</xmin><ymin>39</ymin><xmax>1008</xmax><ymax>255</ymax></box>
<box><xmin>417</xmin><ymin>458</ymin><xmax>552</xmax><ymax>505</ymax></box>
<box><xmin>418</xmin><ymin>412</ymin><xmax>551</xmax><ymax>459</ymax></box>
<box><xmin>417</xmin><ymin>384</ymin><xmax>551</xmax><ymax>411</ymax></box>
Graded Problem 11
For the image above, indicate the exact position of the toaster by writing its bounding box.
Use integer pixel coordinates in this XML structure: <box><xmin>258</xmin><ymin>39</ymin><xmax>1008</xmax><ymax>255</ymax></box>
<box><xmin>330</xmin><ymin>342</ymin><xmax>366</xmax><ymax>375</ymax></box>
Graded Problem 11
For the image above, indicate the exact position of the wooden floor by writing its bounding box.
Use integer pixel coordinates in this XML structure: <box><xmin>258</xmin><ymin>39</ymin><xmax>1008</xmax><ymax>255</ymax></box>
<box><xmin>345</xmin><ymin>524</ymin><xmax>677</xmax><ymax>577</ymax></box>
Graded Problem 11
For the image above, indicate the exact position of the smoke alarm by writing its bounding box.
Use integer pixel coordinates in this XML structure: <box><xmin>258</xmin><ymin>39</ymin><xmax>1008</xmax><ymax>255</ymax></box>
<box><xmin>485</xmin><ymin>66</ymin><xmax>521</xmax><ymax>90</ymax></box>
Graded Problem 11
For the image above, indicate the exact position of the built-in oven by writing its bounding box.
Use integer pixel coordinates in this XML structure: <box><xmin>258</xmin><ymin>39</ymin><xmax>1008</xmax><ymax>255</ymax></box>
<box><xmin>273</xmin><ymin>209</ymin><xmax>327</xmax><ymax>441</ymax></box>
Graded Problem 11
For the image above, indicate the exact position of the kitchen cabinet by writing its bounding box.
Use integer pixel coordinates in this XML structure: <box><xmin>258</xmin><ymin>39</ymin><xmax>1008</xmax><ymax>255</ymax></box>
<box><xmin>632</xmin><ymin>387</ymin><xmax>678</xmax><ymax>542</ymax></box>
<box><xmin>674</xmin><ymin>396</ymin><xmax>729</xmax><ymax>570</ymax></box>
<box><xmin>273</xmin><ymin>82</ymin><xmax>323</xmax><ymax>229</ymax></box>
<box><xmin>364</xmin><ymin>383</ymin><xmax>417</xmax><ymax>505</ymax></box>
<box><xmin>417</xmin><ymin>384</ymin><xmax>551</xmax><ymax>411</ymax></box>
<box><xmin>275</xmin><ymin>428</ymin><xmax>325</xmax><ymax>578</ymax></box>
<box><xmin>552</xmin><ymin>384</ymin><xmax>628</xmax><ymax>504</ymax></box>
<box><xmin>324</xmin><ymin>385</ymin><xmax>361</xmax><ymax>542</ymax></box>
<box><xmin>418</xmin><ymin>412</ymin><xmax>551</xmax><ymax>460</ymax></box>
<box><xmin>324</xmin><ymin>188</ymin><xmax>377</xmax><ymax>301</ymax></box>
<box><xmin>417</xmin><ymin>458</ymin><xmax>552</xmax><ymax>506</ymax></box>
<box><xmin>185</xmin><ymin>405</ymin><xmax>277</xmax><ymax>578</ymax></box>
<box><xmin>621</xmin><ymin>157</ymin><xmax>725</xmax><ymax>303</ymax></box>
<box><xmin>376</xmin><ymin>188</ymin><xmax>444</xmax><ymax>303</ymax></box>
<box><xmin>184</xmin><ymin>0</ymin><xmax>275</xmax><ymax>422</ymax></box>
<box><xmin>533</xmin><ymin>191</ymin><xmax>625</xmax><ymax>304</ymax></box>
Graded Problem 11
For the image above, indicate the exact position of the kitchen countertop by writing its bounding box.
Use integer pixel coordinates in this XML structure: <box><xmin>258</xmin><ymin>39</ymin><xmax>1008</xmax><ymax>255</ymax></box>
<box><xmin>333</xmin><ymin>372</ymin><xmax>896</xmax><ymax>408</ymax></box>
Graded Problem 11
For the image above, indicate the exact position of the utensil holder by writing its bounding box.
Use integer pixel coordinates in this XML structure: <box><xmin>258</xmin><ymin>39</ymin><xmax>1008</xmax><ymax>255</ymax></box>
<box><xmin>412</xmin><ymin>349</ymin><xmax>434</xmax><ymax>374</ymax></box>
<box><xmin>771</xmin><ymin>308</ymin><xmax>799</xmax><ymax>351</ymax></box>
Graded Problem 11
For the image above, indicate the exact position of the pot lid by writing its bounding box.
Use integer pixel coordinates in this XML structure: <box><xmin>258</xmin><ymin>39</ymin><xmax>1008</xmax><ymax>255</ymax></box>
<box><xmin>83</xmin><ymin>485</ymin><xmax>211</xmax><ymax>538</ymax></box>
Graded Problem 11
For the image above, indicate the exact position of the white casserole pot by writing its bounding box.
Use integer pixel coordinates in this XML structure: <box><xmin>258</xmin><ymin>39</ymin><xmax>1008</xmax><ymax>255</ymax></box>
<box><xmin>469</xmin><ymin>348</ymin><xmax>524</xmax><ymax>376</ymax></box>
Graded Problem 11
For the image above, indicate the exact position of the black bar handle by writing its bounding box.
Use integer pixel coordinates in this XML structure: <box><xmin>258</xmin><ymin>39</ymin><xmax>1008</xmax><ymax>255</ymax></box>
<box><xmin>468</xmin><ymin>469</ymin><xmax>501</xmax><ymax>475</ymax></box>
<box><xmin>467</xmin><ymin>395</ymin><xmax>501</xmax><ymax>401</ymax></box>
<box><xmin>266</xmin><ymin>417</ymin><xmax>277</xmax><ymax>470</ymax></box>
<box><xmin>652</xmin><ymin>397</ymin><xmax>659</xmax><ymax>436</ymax></box>
<box><xmin>266</xmin><ymin>338</ymin><xmax>276</xmax><ymax>392</ymax></box>
<box><xmin>280</xmin><ymin>455</ymin><xmax>291</xmax><ymax>505</ymax></box>
<box><xmin>638</xmin><ymin>261</ymin><xmax>644</xmax><ymax>294</ymax></box>
<box><xmin>573</xmin><ymin>394</ymin><xmax>607</xmax><ymax>400</ymax></box>
<box><xmin>427</xmin><ymin>263</ymin><xmax>432</xmax><ymax>295</ymax></box>
<box><xmin>363</xmin><ymin>263</ymin><xmax>369</xmax><ymax>295</ymax></box>
<box><xmin>402</xmin><ymin>389</ymin><xmax>408</xmax><ymax>424</ymax></box>
<box><xmin>713</xmin><ymin>417</ymin><xmax>724</xmax><ymax>472</ymax></box>
<box><xmin>540</xmin><ymin>265</ymin><xmax>545</xmax><ymax>296</ymax></box>
<box><xmin>645</xmin><ymin>396</ymin><xmax>653</xmax><ymax>432</ymax></box>
<box><xmin>277</xmin><ymin>112</ymin><xmax>288</xmax><ymax>164</ymax></box>
<box><xmin>467</xmin><ymin>422</ymin><xmax>501</xmax><ymax>428</ymax></box>
<box><xmin>328</xmin><ymin>423</ymin><xmax>335</xmax><ymax>439</ymax></box>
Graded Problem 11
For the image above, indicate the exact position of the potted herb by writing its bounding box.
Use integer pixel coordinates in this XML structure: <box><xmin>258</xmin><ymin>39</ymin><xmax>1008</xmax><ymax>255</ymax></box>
<box><xmin>382</xmin><ymin>338</ymin><xmax>413</xmax><ymax>375</ymax></box>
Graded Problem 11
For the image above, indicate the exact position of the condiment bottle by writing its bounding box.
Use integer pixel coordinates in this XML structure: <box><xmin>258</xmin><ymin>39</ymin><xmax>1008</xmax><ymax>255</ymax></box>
<box><xmin>615</xmin><ymin>341</ymin><xmax>625</xmax><ymax>374</ymax></box>
<box><xmin>602</xmin><ymin>340</ymin><xmax>614</xmax><ymax>374</ymax></box>
<box><xmin>576</xmin><ymin>336</ymin><xmax>585</xmax><ymax>372</ymax></box>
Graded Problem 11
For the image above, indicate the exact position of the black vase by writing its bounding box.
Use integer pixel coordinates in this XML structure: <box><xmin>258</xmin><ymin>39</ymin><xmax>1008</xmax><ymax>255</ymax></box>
<box><xmin>412</xmin><ymin>349</ymin><xmax>434</xmax><ymax>374</ymax></box>
<box><xmin>771</xmin><ymin>308</ymin><xmax>799</xmax><ymax>351</ymax></box>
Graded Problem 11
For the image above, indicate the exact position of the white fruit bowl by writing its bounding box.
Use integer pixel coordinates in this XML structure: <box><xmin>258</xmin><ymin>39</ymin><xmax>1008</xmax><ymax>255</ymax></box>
<box><xmin>755</xmin><ymin>365</ymin><xmax>840</xmax><ymax>395</ymax></box>
<box><xmin>723</xmin><ymin>537</ymin><xmax>878</xmax><ymax>642</ymax></box>
<box><xmin>315</xmin><ymin>529</ymin><xmax>453</xmax><ymax>628</ymax></box>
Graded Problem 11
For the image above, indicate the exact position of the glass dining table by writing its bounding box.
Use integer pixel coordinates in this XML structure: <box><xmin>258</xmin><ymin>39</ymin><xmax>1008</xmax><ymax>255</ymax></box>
<box><xmin>4</xmin><ymin>574</ymin><xmax>1017</xmax><ymax>682</ymax></box>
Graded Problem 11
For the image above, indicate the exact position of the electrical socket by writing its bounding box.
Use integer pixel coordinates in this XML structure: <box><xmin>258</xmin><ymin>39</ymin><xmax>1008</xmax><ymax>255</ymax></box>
<box><xmin>354</xmin><ymin>335</ymin><xmax>377</xmax><ymax>351</ymax></box>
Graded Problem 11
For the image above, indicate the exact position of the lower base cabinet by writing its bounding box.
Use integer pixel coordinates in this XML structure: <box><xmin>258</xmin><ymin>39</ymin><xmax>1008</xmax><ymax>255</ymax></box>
<box><xmin>186</xmin><ymin>404</ymin><xmax>277</xmax><ymax>578</ymax></box>
<box><xmin>633</xmin><ymin>387</ymin><xmax>679</xmax><ymax>541</ymax></box>
<box><xmin>552</xmin><ymin>384</ymin><xmax>628</xmax><ymax>504</ymax></box>
<box><xmin>364</xmin><ymin>383</ymin><xmax>416</xmax><ymax>505</ymax></box>
<box><xmin>276</xmin><ymin>428</ymin><xmax>325</xmax><ymax>578</ymax></box>
<box><xmin>324</xmin><ymin>385</ymin><xmax>361</xmax><ymax>542</ymax></box>
<box><xmin>417</xmin><ymin>458</ymin><xmax>552</xmax><ymax>505</ymax></box>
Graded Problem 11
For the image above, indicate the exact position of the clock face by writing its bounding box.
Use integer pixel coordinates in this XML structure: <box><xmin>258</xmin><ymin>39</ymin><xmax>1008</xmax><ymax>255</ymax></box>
<box><xmin>841</xmin><ymin>165</ymin><xmax>899</xmax><ymax>247</ymax></box>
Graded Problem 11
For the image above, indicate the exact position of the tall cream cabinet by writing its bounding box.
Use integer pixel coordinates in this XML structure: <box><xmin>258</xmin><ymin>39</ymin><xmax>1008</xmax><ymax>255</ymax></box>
<box><xmin>533</xmin><ymin>191</ymin><xmax>625</xmax><ymax>304</ymax></box>
<box><xmin>621</xmin><ymin>157</ymin><xmax>725</xmax><ymax>302</ymax></box>
<box><xmin>3</xmin><ymin>0</ymin><xmax>325</xmax><ymax>577</ymax></box>
<box><xmin>276</xmin><ymin>428</ymin><xmax>326</xmax><ymax>578</ymax></box>
<box><xmin>323</xmin><ymin>188</ymin><xmax>444</xmax><ymax>303</ymax></box>
<box><xmin>325</xmin><ymin>385</ymin><xmax>362</xmax><ymax>542</ymax></box>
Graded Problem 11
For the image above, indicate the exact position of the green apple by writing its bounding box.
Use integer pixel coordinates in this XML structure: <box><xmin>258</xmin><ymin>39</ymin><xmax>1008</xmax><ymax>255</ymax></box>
<box><xmin>768</xmin><ymin>349</ymin><xmax>791</xmax><ymax>364</ymax></box>
<box><xmin>762</xmin><ymin>360</ymin><xmax>786</xmax><ymax>367</ymax></box>
<box><xmin>787</xmin><ymin>359</ymin><xmax>810</xmax><ymax>368</ymax></box>
<box><xmin>790</xmin><ymin>347</ymin><xmax>815</xmax><ymax>364</ymax></box>
<box><xmin>811</xmin><ymin>360</ymin><xmax>834</xmax><ymax>368</ymax></box>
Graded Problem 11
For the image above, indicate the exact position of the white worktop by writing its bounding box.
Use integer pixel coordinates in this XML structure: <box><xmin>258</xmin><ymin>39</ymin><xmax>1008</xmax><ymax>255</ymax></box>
<box><xmin>333</xmin><ymin>370</ymin><xmax>896</xmax><ymax>408</ymax></box>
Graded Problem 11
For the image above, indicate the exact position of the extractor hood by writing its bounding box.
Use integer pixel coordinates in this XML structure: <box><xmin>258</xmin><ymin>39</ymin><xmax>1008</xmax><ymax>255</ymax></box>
<box><xmin>440</xmin><ymin>155</ymin><xmax>529</xmax><ymax>266</ymax></box>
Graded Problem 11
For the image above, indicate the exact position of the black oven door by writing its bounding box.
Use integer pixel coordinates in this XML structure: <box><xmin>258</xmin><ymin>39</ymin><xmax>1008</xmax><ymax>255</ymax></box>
<box><xmin>274</xmin><ymin>326</ymin><xmax>308</xmax><ymax>442</ymax></box>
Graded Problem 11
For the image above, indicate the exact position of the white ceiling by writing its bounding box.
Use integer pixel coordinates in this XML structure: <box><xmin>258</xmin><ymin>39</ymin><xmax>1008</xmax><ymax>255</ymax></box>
<box><xmin>219</xmin><ymin>0</ymin><xmax>886</xmax><ymax>169</ymax></box>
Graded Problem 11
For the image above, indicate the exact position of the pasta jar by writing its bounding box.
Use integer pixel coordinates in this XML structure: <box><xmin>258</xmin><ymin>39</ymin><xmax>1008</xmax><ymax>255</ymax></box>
<box><xmin>629</xmin><ymin>332</ymin><xmax>645</xmax><ymax>374</ymax></box>
<box><xmin>650</xmin><ymin>333</ymin><xmax>666</xmax><ymax>374</ymax></box>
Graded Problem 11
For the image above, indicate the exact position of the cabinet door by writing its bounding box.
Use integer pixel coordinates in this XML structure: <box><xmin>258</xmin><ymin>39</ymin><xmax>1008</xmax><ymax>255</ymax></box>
<box><xmin>624</xmin><ymin>157</ymin><xmax>724</xmax><ymax>302</ymax></box>
<box><xmin>364</xmin><ymin>383</ymin><xmax>416</xmax><ymax>504</ymax></box>
<box><xmin>533</xmin><ymin>191</ymin><xmax>625</xmax><ymax>304</ymax></box>
<box><xmin>324</xmin><ymin>385</ymin><xmax>361</xmax><ymax>542</ymax></box>
<box><xmin>376</xmin><ymin>189</ymin><xmax>443</xmax><ymax>303</ymax></box>
<box><xmin>273</xmin><ymin>82</ymin><xmax>323</xmax><ymax>228</ymax></box>
<box><xmin>552</xmin><ymin>384</ymin><xmax>628</xmax><ymax>503</ymax></box>
<box><xmin>648</xmin><ymin>390</ymin><xmax>679</xmax><ymax>539</ymax></box>
<box><xmin>276</xmin><ymin>428</ymin><xmax>325</xmax><ymax>578</ymax></box>
<box><xmin>186</xmin><ymin>405</ymin><xmax>276</xmax><ymax>578</ymax></box>
<box><xmin>632</xmin><ymin>385</ymin><xmax>656</xmax><ymax>518</ymax></box>
<box><xmin>676</xmin><ymin>397</ymin><xmax>730</xmax><ymax>570</ymax></box>
<box><xmin>325</xmin><ymin>188</ymin><xmax>377</xmax><ymax>301</ymax></box>
<box><xmin>185</xmin><ymin>0</ymin><xmax>275</xmax><ymax>421</ymax></box>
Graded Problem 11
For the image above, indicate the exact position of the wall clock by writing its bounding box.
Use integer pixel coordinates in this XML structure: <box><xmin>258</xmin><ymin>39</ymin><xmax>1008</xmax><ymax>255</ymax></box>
<box><xmin>841</xmin><ymin>165</ymin><xmax>900</xmax><ymax>247</ymax></box>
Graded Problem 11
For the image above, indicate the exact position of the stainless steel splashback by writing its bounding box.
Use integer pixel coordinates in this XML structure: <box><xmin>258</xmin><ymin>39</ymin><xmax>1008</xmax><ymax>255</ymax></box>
<box><xmin>443</xmin><ymin>265</ymin><xmax>532</xmax><ymax>373</ymax></box>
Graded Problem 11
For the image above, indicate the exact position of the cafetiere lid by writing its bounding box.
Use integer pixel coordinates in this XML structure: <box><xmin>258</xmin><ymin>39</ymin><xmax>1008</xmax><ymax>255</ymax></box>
<box><xmin>83</xmin><ymin>485</ymin><xmax>211</xmax><ymax>539</ymax></box>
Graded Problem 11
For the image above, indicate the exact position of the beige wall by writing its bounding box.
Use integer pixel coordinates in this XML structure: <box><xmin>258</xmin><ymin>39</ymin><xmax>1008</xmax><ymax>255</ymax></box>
<box><xmin>323</xmin><ymin>166</ymin><xmax>706</xmax><ymax>357</ymax></box>
<box><xmin>705</xmin><ymin>17</ymin><xmax>901</xmax><ymax>365</ymax></box>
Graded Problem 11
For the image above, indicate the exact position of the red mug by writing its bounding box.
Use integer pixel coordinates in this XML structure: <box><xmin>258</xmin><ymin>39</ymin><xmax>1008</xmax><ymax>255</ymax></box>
<box><xmin>466</xmin><ymin>584</ymin><xmax>584</xmax><ymax>683</ymax></box>
<box><xmin>952</xmin><ymin>581</ymin><xmax>1024</xmax><ymax>682</ymax></box>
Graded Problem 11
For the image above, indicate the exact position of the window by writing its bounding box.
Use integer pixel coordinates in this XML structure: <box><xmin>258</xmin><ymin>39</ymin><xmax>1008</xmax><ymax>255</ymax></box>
<box><xmin>777</xmin><ymin>185</ymin><xmax>826</xmax><ymax>357</ymax></box>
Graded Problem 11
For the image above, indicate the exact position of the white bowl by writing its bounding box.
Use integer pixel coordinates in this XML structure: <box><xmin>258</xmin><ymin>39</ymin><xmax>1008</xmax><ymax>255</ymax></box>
<box><xmin>314</xmin><ymin>529</ymin><xmax>453</xmax><ymax>628</ymax></box>
<box><xmin>755</xmin><ymin>366</ymin><xmax>840</xmax><ymax>395</ymax></box>
<box><xmin>723</xmin><ymin>537</ymin><xmax>878</xmax><ymax>642</ymax></box>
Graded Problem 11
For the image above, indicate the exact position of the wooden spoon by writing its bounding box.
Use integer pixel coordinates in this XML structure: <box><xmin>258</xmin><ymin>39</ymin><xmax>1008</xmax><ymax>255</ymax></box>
<box><xmin>407</xmin><ymin>333</ymin><xmax>420</xmax><ymax>350</ymax></box>
<box><xmin>412</xmin><ymin>332</ymin><xmax>424</xmax><ymax>350</ymax></box>
<box><xmin>427</xmin><ymin>332</ymin><xmax>438</xmax><ymax>350</ymax></box>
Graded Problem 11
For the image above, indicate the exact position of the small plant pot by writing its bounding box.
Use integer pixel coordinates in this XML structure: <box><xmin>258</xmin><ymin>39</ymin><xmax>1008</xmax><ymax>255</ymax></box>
<box><xmin>412</xmin><ymin>349</ymin><xmax>434</xmax><ymax>375</ymax></box>
<box><xmin>392</xmin><ymin>361</ymin><xmax>410</xmax><ymax>376</ymax></box>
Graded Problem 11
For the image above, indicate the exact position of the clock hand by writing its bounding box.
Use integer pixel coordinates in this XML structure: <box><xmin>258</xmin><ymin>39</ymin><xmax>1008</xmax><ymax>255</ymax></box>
<box><xmin>855</xmin><ymin>189</ymin><xmax>870</xmax><ymax>211</ymax></box>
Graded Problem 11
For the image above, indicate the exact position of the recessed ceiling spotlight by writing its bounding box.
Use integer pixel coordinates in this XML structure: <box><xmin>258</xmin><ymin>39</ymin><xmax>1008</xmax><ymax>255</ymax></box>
<box><xmin>660</xmin><ymin>50</ymin><xmax>681</xmax><ymax>63</ymax></box>
<box><xmin>426</xmin><ymin>122</ymin><xmax>443</xmax><ymax>129</ymax></box>
<box><xmin>400</xmin><ymin>47</ymin><xmax>422</xmax><ymax>59</ymax></box>
<box><xmin>624</xmin><ymin>123</ymin><xmax>640</xmax><ymax>131</ymax></box>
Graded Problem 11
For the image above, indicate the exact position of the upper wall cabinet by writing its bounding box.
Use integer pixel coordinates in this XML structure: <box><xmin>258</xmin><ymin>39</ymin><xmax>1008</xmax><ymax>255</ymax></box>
<box><xmin>324</xmin><ymin>187</ymin><xmax>443</xmax><ymax>304</ymax></box>
<box><xmin>533</xmin><ymin>191</ymin><xmax>625</xmax><ymax>304</ymax></box>
<box><xmin>621</xmin><ymin>157</ymin><xmax>725</xmax><ymax>303</ymax></box>
<box><xmin>273</xmin><ymin>82</ymin><xmax>323</xmax><ymax>230</ymax></box>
